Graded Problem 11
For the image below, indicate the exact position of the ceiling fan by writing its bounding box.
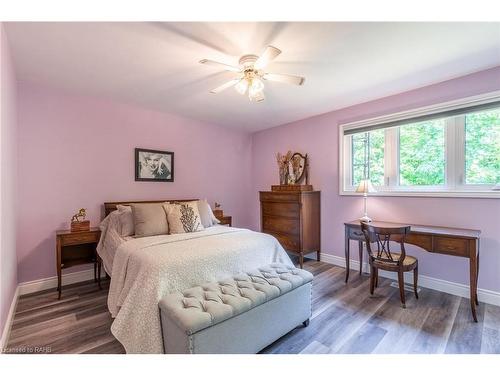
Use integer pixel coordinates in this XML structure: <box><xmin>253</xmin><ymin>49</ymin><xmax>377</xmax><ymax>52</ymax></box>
<box><xmin>199</xmin><ymin>45</ymin><xmax>305</xmax><ymax>102</ymax></box>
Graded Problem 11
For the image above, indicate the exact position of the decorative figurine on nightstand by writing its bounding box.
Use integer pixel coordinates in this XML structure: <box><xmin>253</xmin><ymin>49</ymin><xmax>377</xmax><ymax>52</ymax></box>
<box><xmin>70</xmin><ymin>208</ymin><xmax>90</xmax><ymax>232</ymax></box>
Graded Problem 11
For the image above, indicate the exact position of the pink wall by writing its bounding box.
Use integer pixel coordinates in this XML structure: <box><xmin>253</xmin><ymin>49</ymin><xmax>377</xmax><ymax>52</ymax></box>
<box><xmin>251</xmin><ymin>66</ymin><xmax>500</xmax><ymax>293</ymax></box>
<box><xmin>16</xmin><ymin>82</ymin><xmax>253</xmax><ymax>283</ymax></box>
<box><xmin>0</xmin><ymin>23</ymin><xmax>19</xmax><ymax>339</ymax></box>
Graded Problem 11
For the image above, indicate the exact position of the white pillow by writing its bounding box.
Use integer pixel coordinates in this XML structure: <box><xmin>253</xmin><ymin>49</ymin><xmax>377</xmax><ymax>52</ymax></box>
<box><xmin>163</xmin><ymin>201</ymin><xmax>204</xmax><ymax>234</ymax></box>
<box><xmin>99</xmin><ymin>209</ymin><xmax>121</xmax><ymax>233</ymax></box>
<box><xmin>116</xmin><ymin>205</ymin><xmax>134</xmax><ymax>237</ymax></box>
<box><xmin>197</xmin><ymin>199</ymin><xmax>220</xmax><ymax>228</ymax></box>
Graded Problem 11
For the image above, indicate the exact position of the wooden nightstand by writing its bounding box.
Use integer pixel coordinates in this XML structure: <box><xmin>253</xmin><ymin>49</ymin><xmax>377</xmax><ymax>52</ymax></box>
<box><xmin>56</xmin><ymin>227</ymin><xmax>101</xmax><ymax>299</ymax></box>
<box><xmin>218</xmin><ymin>216</ymin><xmax>232</xmax><ymax>226</ymax></box>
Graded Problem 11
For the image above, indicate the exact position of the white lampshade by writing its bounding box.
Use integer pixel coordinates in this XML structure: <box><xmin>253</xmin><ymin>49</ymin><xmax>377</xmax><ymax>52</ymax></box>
<box><xmin>355</xmin><ymin>179</ymin><xmax>376</xmax><ymax>194</ymax></box>
<box><xmin>234</xmin><ymin>79</ymin><xmax>249</xmax><ymax>95</ymax></box>
<box><xmin>249</xmin><ymin>90</ymin><xmax>265</xmax><ymax>102</ymax></box>
<box><xmin>249</xmin><ymin>77</ymin><xmax>264</xmax><ymax>93</ymax></box>
<box><xmin>248</xmin><ymin>78</ymin><xmax>265</xmax><ymax>102</ymax></box>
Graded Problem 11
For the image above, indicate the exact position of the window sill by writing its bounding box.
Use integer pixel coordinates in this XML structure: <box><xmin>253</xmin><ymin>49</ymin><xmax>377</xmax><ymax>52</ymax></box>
<box><xmin>340</xmin><ymin>190</ymin><xmax>500</xmax><ymax>199</ymax></box>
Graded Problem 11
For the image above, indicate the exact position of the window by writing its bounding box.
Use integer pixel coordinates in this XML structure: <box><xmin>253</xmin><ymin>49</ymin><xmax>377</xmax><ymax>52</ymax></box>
<box><xmin>399</xmin><ymin>120</ymin><xmax>445</xmax><ymax>186</ymax></box>
<box><xmin>340</xmin><ymin>93</ymin><xmax>500</xmax><ymax>197</ymax></box>
<box><xmin>351</xmin><ymin>129</ymin><xmax>385</xmax><ymax>187</ymax></box>
<box><xmin>465</xmin><ymin>109</ymin><xmax>500</xmax><ymax>185</ymax></box>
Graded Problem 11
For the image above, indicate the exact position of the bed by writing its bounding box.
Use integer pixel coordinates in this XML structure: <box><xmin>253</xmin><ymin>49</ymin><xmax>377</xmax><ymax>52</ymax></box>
<box><xmin>97</xmin><ymin>200</ymin><xmax>293</xmax><ymax>353</ymax></box>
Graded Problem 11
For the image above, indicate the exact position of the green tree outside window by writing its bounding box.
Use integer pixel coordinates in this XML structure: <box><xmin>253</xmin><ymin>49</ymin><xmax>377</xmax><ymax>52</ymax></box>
<box><xmin>465</xmin><ymin>109</ymin><xmax>500</xmax><ymax>184</ymax></box>
<box><xmin>352</xmin><ymin>129</ymin><xmax>384</xmax><ymax>186</ymax></box>
<box><xmin>399</xmin><ymin>120</ymin><xmax>445</xmax><ymax>186</ymax></box>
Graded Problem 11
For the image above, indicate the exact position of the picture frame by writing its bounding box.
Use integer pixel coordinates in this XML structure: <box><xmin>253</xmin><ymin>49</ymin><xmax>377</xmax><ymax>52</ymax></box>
<box><xmin>135</xmin><ymin>148</ymin><xmax>174</xmax><ymax>182</ymax></box>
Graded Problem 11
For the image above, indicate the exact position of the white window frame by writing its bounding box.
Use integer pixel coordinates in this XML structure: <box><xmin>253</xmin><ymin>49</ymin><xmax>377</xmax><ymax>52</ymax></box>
<box><xmin>339</xmin><ymin>91</ymin><xmax>500</xmax><ymax>198</ymax></box>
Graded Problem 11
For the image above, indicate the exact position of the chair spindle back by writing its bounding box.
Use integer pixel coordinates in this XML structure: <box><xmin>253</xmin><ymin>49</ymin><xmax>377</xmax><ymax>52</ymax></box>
<box><xmin>360</xmin><ymin>222</ymin><xmax>411</xmax><ymax>265</ymax></box>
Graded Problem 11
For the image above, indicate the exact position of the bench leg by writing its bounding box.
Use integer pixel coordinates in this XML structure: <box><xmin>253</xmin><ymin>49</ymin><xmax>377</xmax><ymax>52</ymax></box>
<box><xmin>302</xmin><ymin>319</ymin><xmax>310</xmax><ymax>327</ymax></box>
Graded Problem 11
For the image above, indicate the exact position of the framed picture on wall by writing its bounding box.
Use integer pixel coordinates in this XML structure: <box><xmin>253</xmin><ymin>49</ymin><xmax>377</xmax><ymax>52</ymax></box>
<box><xmin>135</xmin><ymin>148</ymin><xmax>174</xmax><ymax>182</ymax></box>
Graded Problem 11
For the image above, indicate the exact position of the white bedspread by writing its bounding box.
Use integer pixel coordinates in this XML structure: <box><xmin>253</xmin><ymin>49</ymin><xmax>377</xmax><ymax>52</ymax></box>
<box><xmin>107</xmin><ymin>226</ymin><xmax>293</xmax><ymax>353</ymax></box>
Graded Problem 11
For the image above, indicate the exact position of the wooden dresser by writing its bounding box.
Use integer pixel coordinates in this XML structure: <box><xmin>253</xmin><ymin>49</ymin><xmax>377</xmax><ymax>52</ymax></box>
<box><xmin>260</xmin><ymin>191</ymin><xmax>321</xmax><ymax>268</ymax></box>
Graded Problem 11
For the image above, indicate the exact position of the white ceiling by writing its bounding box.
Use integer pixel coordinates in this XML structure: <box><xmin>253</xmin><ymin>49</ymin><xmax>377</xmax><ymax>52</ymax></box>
<box><xmin>5</xmin><ymin>22</ymin><xmax>500</xmax><ymax>132</ymax></box>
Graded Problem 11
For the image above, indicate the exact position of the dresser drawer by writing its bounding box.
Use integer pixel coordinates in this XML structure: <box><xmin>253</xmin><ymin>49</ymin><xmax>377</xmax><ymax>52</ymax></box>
<box><xmin>261</xmin><ymin>202</ymin><xmax>300</xmax><ymax>218</ymax></box>
<box><xmin>265</xmin><ymin>231</ymin><xmax>301</xmax><ymax>252</ymax></box>
<box><xmin>260</xmin><ymin>192</ymin><xmax>300</xmax><ymax>203</ymax></box>
<box><xmin>433</xmin><ymin>237</ymin><xmax>469</xmax><ymax>257</ymax></box>
<box><xmin>262</xmin><ymin>215</ymin><xmax>300</xmax><ymax>235</ymax></box>
<box><xmin>60</xmin><ymin>231</ymin><xmax>100</xmax><ymax>246</ymax></box>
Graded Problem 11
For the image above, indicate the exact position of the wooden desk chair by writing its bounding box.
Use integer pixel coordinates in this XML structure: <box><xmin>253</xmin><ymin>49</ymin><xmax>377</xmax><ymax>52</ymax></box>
<box><xmin>360</xmin><ymin>222</ymin><xmax>418</xmax><ymax>308</ymax></box>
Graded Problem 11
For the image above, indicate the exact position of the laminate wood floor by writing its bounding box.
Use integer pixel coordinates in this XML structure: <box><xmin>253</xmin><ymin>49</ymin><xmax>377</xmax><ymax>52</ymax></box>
<box><xmin>6</xmin><ymin>260</ymin><xmax>500</xmax><ymax>354</ymax></box>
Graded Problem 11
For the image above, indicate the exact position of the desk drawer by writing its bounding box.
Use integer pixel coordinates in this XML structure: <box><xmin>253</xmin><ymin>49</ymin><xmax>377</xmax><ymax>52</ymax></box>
<box><xmin>405</xmin><ymin>233</ymin><xmax>432</xmax><ymax>251</ymax></box>
<box><xmin>433</xmin><ymin>237</ymin><xmax>469</xmax><ymax>257</ymax></box>
<box><xmin>262</xmin><ymin>216</ymin><xmax>300</xmax><ymax>235</ymax></box>
<box><xmin>60</xmin><ymin>232</ymin><xmax>100</xmax><ymax>246</ymax></box>
<box><xmin>347</xmin><ymin>227</ymin><xmax>365</xmax><ymax>241</ymax></box>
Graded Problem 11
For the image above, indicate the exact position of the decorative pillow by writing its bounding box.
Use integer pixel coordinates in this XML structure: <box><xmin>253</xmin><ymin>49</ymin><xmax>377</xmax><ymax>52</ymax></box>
<box><xmin>163</xmin><ymin>201</ymin><xmax>204</xmax><ymax>234</ymax></box>
<box><xmin>131</xmin><ymin>203</ymin><xmax>169</xmax><ymax>238</ymax></box>
<box><xmin>197</xmin><ymin>199</ymin><xmax>220</xmax><ymax>228</ymax></box>
<box><xmin>117</xmin><ymin>205</ymin><xmax>134</xmax><ymax>237</ymax></box>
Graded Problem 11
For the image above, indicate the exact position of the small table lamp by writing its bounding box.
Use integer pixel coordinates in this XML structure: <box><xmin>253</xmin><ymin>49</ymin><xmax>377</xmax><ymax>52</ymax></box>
<box><xmin>356</xmin><ymin>179</ymin><xmax>376</xmax><ymax>222</ymax></box>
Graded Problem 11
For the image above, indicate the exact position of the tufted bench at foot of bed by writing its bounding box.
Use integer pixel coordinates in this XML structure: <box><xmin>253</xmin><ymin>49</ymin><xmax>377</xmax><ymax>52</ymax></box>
<box><xmin>158</xmin><ymin>263</ymin><xmax>313</xmax><ymax>354</ymax></box>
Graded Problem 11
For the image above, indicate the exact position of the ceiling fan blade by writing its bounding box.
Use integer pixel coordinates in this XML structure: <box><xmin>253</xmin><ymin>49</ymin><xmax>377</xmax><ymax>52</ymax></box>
<box><xmin>210</xmin><ymin>79</ymin><xmax>241</xmax><ymax>94</ymax></box>
<box><xmin>254</xmin><ymin>46</ymin><xmax>282</xmax><ymax>69</ymax></box>
<box><xmin>199</xmin><ymin>59</ymin><xmax>240</xmax><ymax>72</ymax></box>
<box><xmin>263</xmin><ymin>73</ymin><xmax>305</xmax><ymax>86</ymax></box>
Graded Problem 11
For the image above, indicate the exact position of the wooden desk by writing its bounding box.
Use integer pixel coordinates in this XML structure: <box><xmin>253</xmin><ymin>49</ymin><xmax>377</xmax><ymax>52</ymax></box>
<box><xmin>344</xmin><ymin>220</ymin><xmax>481</xmax><ymax>322</ymax></box>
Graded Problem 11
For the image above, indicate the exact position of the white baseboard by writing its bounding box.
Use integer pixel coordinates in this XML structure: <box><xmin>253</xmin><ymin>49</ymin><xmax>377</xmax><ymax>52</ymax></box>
<box><xmin>18</xmin><ymin>268</ymin><xmax>102</xmax><ymax>296</ymax></box>
<box><xmin>0</xmin><ymin>286</ymin><xmax>20</xmax><ymax>352</ymax></box>
<box><xmin>319</xmin><ymin>253</ymin><xmax>500</xmax><ymax>307</ymax></box>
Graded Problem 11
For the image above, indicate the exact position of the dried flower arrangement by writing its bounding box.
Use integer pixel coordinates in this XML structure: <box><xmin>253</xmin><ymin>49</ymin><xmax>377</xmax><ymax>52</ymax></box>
<box><xmin>276</xmin><ymin>151</ymin><xmax>293</xmax><ymax>185</ymax></box>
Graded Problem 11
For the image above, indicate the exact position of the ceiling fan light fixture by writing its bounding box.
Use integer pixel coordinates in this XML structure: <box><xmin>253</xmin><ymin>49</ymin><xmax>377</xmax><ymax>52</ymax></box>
<box><xmin>249</xmin><ymin>90</ymin><xmax>265</xmax><ymax>102</ymax></box>
<box><xmin>249</xmin><ymin>77</ymin><xmax>264</xmax><ymax>94</ymax></box>
<box><xmin>201</xmin><ymin>45</ymin><xmax>304</xmax><ymax>103</ymax></box>
<box><xmin>234</xmin><ymin>78</ymin><xmax>249</xmax><ymax>95</ymax></box>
